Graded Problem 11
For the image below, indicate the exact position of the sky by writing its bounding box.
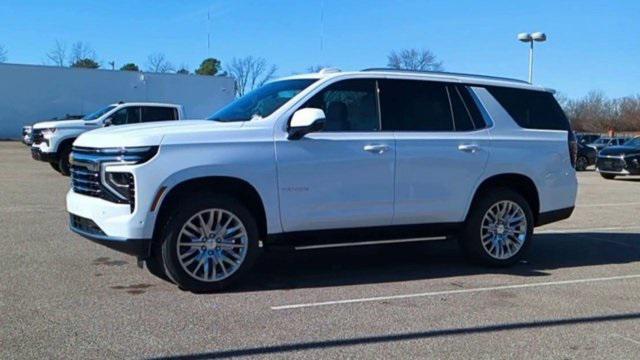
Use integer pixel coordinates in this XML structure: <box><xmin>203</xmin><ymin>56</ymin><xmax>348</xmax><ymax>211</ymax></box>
<box><xmin>1</xmin><ymin>0</ymin><xmax>638</xmax><ymax>98</ymax></box>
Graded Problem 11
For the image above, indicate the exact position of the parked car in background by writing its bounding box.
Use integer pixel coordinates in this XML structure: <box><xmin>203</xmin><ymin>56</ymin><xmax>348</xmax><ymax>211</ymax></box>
<box><xmin>66</xmin><ymin>69</ymin><xmax>577</xmax><ymax>291</ymax></box>
<box><xmin>31</xmin><ymin>102</ymin><xmax>184</xmax><ymax>176</ymax></box>
<box><xmin>596</xmin><ymin>136</ymin><xmax>640</xmax><ymax>179</ymax></box>
<box><xmin>21</xmin><ymin>125</ymin><xmax>33</xmax><ymax>145</ymax></box>
<box><xmin>576</xmin><ymin>133</ymin><xmax>600</xmax><ymax>146</ymax></box>
<box><xmin>576</xmin><ymin>142</ymin><xmax>597</xmax><ymax>171</ymax></box>
<box><xmin>587</xmin><ymin>137</ymin><xmax>627</xmax><ymax>152</ymax></box>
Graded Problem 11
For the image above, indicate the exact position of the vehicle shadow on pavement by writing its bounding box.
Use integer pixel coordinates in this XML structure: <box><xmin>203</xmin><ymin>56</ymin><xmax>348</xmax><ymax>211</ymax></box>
<box><xmin>230</xmin><ymin>232</ymin><xmax>640</xmax><ymax>292</ymax></box>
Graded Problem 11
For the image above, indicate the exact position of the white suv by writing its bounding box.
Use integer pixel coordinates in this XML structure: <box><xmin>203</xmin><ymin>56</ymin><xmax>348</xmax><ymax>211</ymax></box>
<box><xmin>31</xmin><ymin>102</ymin><xmax>183</xmax><ymax>175</ymax></box>
<box><xmin>66</xmin><ymin>69</ymin><xmax>577</xmax><ymax>291</ymax></box>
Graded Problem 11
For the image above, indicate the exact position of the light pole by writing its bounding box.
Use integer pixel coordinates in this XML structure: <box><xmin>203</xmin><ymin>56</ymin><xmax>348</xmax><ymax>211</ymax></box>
<box><xmin>517</xmin><ymin>32</ymin><xmax>546</xmax><ymax>83</ymax></box>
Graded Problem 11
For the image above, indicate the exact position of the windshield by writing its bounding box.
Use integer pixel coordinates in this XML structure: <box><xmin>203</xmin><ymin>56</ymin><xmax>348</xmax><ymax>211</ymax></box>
<box><xmin>208</xmin><ymin>79</ymin><xmax>317</xmax><ymax>122</ymax></box>
<box><xmin>83</xmin><ymin>105</ymin><xmax>116</xmax><ymax>120</ymax></box>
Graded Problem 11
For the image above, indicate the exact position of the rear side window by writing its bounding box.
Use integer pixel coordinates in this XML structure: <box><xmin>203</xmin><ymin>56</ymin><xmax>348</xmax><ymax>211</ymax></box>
<box><xmin>142</xmin><ymin>107</ymin><xmax>178</xmax><ymax>122</ymax></box>
<box><xmin>487</xmin><ymin>87</ymin><xmax>570</xmax><ymax>130</ymax></box>
<box><xmin>379</xmin><ymin>79</ymin><xmax>453</xmax><ymax>131</ymax></box>
<box><xmin>110</xmin><ymin>107</ymin><xmax>141</xmax><ymax>125</ymax></box>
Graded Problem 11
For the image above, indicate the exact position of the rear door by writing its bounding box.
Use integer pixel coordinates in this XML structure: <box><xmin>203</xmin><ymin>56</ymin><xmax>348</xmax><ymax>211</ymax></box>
<box><xmin>141</xmin><ymin>106</ymin><xmax>178</xmax><ymax>122</ymax></box>
<box><xmin>379</xmin><ymin>79</ymin><xmax>491</xmax><ymax>225</ymax></box>
<box><xmin>109</xmin><ymin>106</ymin><xmax>141</xmax><ymax>125</ymax></box>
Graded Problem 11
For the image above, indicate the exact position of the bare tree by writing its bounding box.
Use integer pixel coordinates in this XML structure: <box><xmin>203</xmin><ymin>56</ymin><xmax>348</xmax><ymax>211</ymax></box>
<box><xmin>387</xmin><ymin>48</ymin><xmax>443</xmax><ymax>71</ymax></box>
<box><xmin>226</xmin><ymin>56</ymin><xmax>277</xmax><ymax>97</ymax></box>
<box><xmin>146</xmin><ymin>53</ymin><xmax>174</xmax><ymax>73</ymax></box>
<box><xmin>69</xmin><ymin>41</ymin><xmax>97</xmax><ymax>64</ymax></box>
<box><xmin>0</xmin><ymin>45</ymin><xmax>7</xmax><ymax>63</ymax></box>
<box><xmin>46</xmin><ymin>40</ymin><xmax>67</xmax><ymax>66</ymax></box>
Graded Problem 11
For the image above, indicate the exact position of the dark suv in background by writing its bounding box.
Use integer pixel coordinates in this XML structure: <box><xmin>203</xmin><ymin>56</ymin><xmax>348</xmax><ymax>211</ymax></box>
<box><xmin>597</xmin><ymin>136</ymin><xmax>640</xmax><ymax>179</ymax></box>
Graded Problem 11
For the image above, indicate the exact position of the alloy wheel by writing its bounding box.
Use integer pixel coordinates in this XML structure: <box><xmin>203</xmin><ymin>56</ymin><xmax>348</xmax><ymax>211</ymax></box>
<box><xmin>480</xmin><ymin>200</ymin><xmax>528</xmax><ymax>260</ymax></box>
<box><xmin>176</xmin><ymin>208</ymin><xmax>248</xmax><ymax>282</ymax></box>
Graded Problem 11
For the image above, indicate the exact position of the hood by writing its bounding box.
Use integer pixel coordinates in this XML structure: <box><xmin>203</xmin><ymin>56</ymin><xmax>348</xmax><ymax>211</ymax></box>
<box><xmin>74</xmin><ymin>120</ymin><xmax>246</xmax><ymax>148</ymax></box>
<box><xmin>33</xmin><ymin>119</ymin><xmax>98</xmax><ymax>130</ymax></box>
<box><xmin>599</xmin><ymin>145</ymin><xmax>640</xmax><ymax>157</ymax></box>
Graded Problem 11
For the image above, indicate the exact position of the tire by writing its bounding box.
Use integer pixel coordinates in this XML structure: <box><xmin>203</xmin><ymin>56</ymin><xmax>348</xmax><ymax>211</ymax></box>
<box><xmin>600</xmin><ymin>173</ymin><xmax>616</xmax><ymax>180</ymax></box>
<box><xmin>158</xmin><ymin>193</ymin><xmax>261</xmax><ymax>292</ymax></box>
<box><xmin>49</xmin><ymin>162</ymin><xmax>61</xmax><ymax>173</ymax></box>
<box><xmin>145</xmin><ymin>249</ymin><xmax>174</xmax><ymax>284</ymax></box>
<box><xmin>576</xmin><ymin>156</ymin><xmax>588</xmax><ymax>171</ymax></box>
<box><xmin>58</xmin><ymin>145</ymin><xmax>72</xmax><ymax>176</ymax></box>
<box><xmin>458</xmin><ymin>188</ymin><xmax>534</xmax><ymax>267</ymax></box>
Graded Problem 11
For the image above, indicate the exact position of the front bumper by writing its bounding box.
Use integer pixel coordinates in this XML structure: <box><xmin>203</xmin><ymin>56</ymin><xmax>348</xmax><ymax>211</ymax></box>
<box><xmin>31</xmin><ymin>147</ymin><xmax>58</xmax><ymax>163</ymax></box>
<box><xmin>69</xmin><ymin>213</ymin><xmax>151</xmax><ymax>257</ymax></box>
<box><xmin>596</xmin><ymin>156</ymin><xmax>640</xmax><ymax>175</ymax></box>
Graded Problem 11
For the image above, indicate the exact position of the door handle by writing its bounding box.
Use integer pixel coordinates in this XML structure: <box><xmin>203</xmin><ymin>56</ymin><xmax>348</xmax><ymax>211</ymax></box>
<box><xmin>458</xmin><ymin>144</ymin><xmax>480</xmax><ymax>153</ymax></box>
<box><xmin>363</xmin><ymin>144</ymin><xmax>391</xmax><ymax>154</ymax></box>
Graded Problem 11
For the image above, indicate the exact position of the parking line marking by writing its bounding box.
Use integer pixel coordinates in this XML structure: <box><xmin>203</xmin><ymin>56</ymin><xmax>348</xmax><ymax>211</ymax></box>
<box><xmin>536</xmin><ymin>225</ymin><xmax>640</xmax><ymax>234</ymax></box>
<box><xmin>576</xmin><ymin>202</ymin><xmax>640</xmax><ymax>208</ymax></box>
<box><xmin>271</xmin><ymin>274</ymin><xmax>640</xmax><ymax>310</ymax></box>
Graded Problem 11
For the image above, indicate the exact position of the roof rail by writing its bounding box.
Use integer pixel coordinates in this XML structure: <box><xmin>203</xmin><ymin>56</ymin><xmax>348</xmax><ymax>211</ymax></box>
<box><xmin>361</xmin><ymin>68</ymin><xmax>529</xmax><ymax>84</ymax></box>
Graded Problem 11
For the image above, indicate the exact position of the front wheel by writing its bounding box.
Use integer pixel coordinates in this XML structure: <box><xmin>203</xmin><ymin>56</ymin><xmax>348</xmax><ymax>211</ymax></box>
<box><xmin>458</xmin><ymin>188</ymin><xmax>534</xmax><ymax>267</ymax></box>
<box><xmin>576</xmin><ymin>156</ymin><xmax>589</xmax><ymax>171</ymax></box>
<box><xmin>49</xmin><ymin>162</ymin><xmax>61</xmax><ymax>173</ymax></box>
<box><xmin>159</xmin><ymin>194</ymin><xmax>261</xmax><ymax>292</ymax></box>
<box><xmin>600</xmin><ymin>173</ymin><xmax>616</xmax><ymax>180</ymax></box>
<box><xmin>58</xmin><ymin>146</ymin><xmax>72</xmax><ymax>176</ymax></box>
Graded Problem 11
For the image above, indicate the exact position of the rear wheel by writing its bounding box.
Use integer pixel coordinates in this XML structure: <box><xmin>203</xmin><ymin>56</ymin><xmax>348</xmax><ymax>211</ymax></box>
<box><xmin>159</xmin><ymin>193</ymin><xmax>260</xmax><ymax>292</ymax></box>
<box><xmin>600</xmin><ymin>173</ymin><xmax>616</xmax><ymax>180</ymax></box>
<box><xmin>459</xmin><ymin>188</ymin><xmax>533</xmax><ymax>266</ymax></box>
<box><xmin>49</xmin><ymin>162</ymin><xmax>61</xmax><ymax>173</ymax></box>
<box><xmin>58</xmin><ymin>146</ymin><xmax>72</xmax><ymax>176</ymax></box>
<box><xmin>576</xmin><ymin>156</ymin><xmax>588</xmax><ymax>171</ymax></box>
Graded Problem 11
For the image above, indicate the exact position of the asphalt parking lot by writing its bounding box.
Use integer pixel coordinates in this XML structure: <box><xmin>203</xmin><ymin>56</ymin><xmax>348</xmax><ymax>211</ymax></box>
<box><xmin>2</xmin><ymin>141</ymin><xmax>640</xmax><ymax>359</ymax></box>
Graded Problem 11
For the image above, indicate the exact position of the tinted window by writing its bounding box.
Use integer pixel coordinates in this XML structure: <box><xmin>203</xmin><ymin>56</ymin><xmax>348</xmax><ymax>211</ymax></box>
<box><xmin>449</xmin><ymin>86</ymin><xmax>475</xmax><ymax>131</ymax></box>
<box><xmin>142</xmin><ymin>107</ymin><xmax>177</xmax><ymax>122</ymax></box>
<box><xmin>487</xmin><ymin>87</ymin><xmax>570</xmax><ymax>130</ymax></box>
<box><xmin>379</xmin><ymin>79</ymin><xmax>453</xmax><ymax>131</ymax></box>
<box><xmin>110</xmin><ymin>107</ymin><xmax>140</xmax><ymax>125</ymax></box>
<box><xmin>458</xmin><ymin>86</ymin><xmax>487</xmax><ymax>128</ymax></box>
<box><xmin>302</xmin><ymin>79</ymin><xmax>379</xmax><ymax>131</ymax></box>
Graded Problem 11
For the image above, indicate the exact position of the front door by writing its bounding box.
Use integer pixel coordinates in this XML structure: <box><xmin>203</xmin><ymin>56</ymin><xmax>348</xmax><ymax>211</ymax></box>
<box><xmin>276</xmin><ymin>79</ymin><xmax>396</xmax><ymax>232</ymax></box>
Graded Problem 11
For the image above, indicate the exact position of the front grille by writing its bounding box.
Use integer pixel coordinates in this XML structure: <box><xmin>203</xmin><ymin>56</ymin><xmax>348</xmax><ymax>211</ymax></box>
<box><xmin>597</xmin><ymin>157</ymin><xmax>626</xmax><ymax>172</ymax></box>
<box><xmin>71</xmin><ymin>163</ymin><xmax>102</xmax><ymax>197</ymax></box>
<box><xmin>31</xmin><ymin>129</ymin><xmax>44</xmax><ymax>145</ymax></box>
<box><xmin>70</xmin><ymin>147</ymin><xmax>127</xmax><ymax>204</ymax></box>
<box><xmin>70</xmin><ymin>214</ymin><xmax>105</xmax><ymax>236</ymax></box>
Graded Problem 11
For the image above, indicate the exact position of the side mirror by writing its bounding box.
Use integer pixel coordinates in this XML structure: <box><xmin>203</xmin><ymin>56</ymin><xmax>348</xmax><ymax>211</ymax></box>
<box><xmin>288</xmin><ymin>108</ymin><xmax>326</xmax><ymax>140</ymax></box>
<box><xmin>104</xmin><ymin>118</ymin><xmax>113</xmax><ymax>127</ymax></box>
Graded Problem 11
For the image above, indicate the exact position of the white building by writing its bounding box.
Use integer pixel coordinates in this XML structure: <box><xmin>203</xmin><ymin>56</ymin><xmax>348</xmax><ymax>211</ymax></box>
<box><xmin>0</xmin><ymin>63</ymin><xmax>235</xmax><ymax>139</ymax></box>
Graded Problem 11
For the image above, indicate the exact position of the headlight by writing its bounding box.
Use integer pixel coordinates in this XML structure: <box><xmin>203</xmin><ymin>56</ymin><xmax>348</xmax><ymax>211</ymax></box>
<box><xmin>41</xmin><ymin>128</ymin><xmax>57</xmax><ymax>138</ymax></box>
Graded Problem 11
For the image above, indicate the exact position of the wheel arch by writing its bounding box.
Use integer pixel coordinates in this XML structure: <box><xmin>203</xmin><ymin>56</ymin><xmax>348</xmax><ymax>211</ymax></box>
<box><xmin>152</xmin><ymin>176</ymin><xmax>268</xmax><ymax>242</ymax></box>
<box><xmin>466</xmin><ymin>173</ymin><xmax>540</xmax><ymax>225</ymax></box>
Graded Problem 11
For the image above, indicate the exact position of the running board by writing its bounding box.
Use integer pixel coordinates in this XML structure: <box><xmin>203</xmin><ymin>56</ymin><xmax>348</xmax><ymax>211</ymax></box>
<box><xmin>294</xmin><ymin>236</ymin><xmax>447</xmax><ymax>251</ymax></box>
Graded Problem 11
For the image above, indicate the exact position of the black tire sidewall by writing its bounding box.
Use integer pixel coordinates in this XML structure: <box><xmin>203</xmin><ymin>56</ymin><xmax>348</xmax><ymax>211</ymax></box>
<box><xmin>49</xmin><ymin>162</ymin><xmax>61</xmax><ymax>173</ymax></box>
<box><xmin>58</xmin><ymin>146</ymin><xmax>71</xmax><ymax>176</ymax></box>
<box><xmin>159</xmin><ymin>194</ymin><xmax>261</xmax><ymax>292</ymax></box>
<box><xmin>460</xmin><ymin>188</ymin><xmax>534</xmax><ymax>267</ymax></box>
<box><xmin>576</xmin><ymin>156</ymin><xmax>588</xmax><ymax>171</ymax></box>
<box><xmin>601</xmin><ymin>173</ymin><xmax>616</xmax><ymax>180</ymax></box>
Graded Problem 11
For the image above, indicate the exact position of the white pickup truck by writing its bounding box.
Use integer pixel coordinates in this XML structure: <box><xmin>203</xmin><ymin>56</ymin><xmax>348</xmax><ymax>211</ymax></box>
<box><xmin>31</xmin><ymin>102</ymin><xmax>184</xmax><ymax>175</ymax></box>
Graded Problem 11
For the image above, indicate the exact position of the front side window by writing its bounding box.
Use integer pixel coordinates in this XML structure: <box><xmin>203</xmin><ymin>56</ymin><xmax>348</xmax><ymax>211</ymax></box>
<box><xmin>110</xmin><ymin>107</ymin><xmax>140</xmax><ymax>125</ymax></box>
<box><xmin>142</xmin><ymin>107</ymin><xmax>177</xmax><ymax>122</ymax></box>
<box><xmin>301</xmin><ymin>79</ymin><xmax>379</xmax><ymax>132</ymax></box>
<box><xmin>379</xmin><ymin>79</ymin><xmax>453</xmax><ymax>131</ymax></box>
<box><xmin>209</xmin><ymin>79</ymin><xmax>317</xmax><ymax>122</ymax></box>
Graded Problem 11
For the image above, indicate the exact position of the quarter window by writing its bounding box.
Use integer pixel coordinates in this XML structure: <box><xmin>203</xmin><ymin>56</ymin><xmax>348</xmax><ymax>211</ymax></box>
<box><xmin>301</xmin><ymin>79</ymin><xmax>379</xmax><ymax>132</ymax></box>
<box><xmin>486</xmin><ymin>86</ymin><xmax>570</xmax><ymax>130</ymax></box>
<box><xmin>379</xmin><ymin>79</ymin><xmax>453</xmax><ymax>131</ymax></box>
